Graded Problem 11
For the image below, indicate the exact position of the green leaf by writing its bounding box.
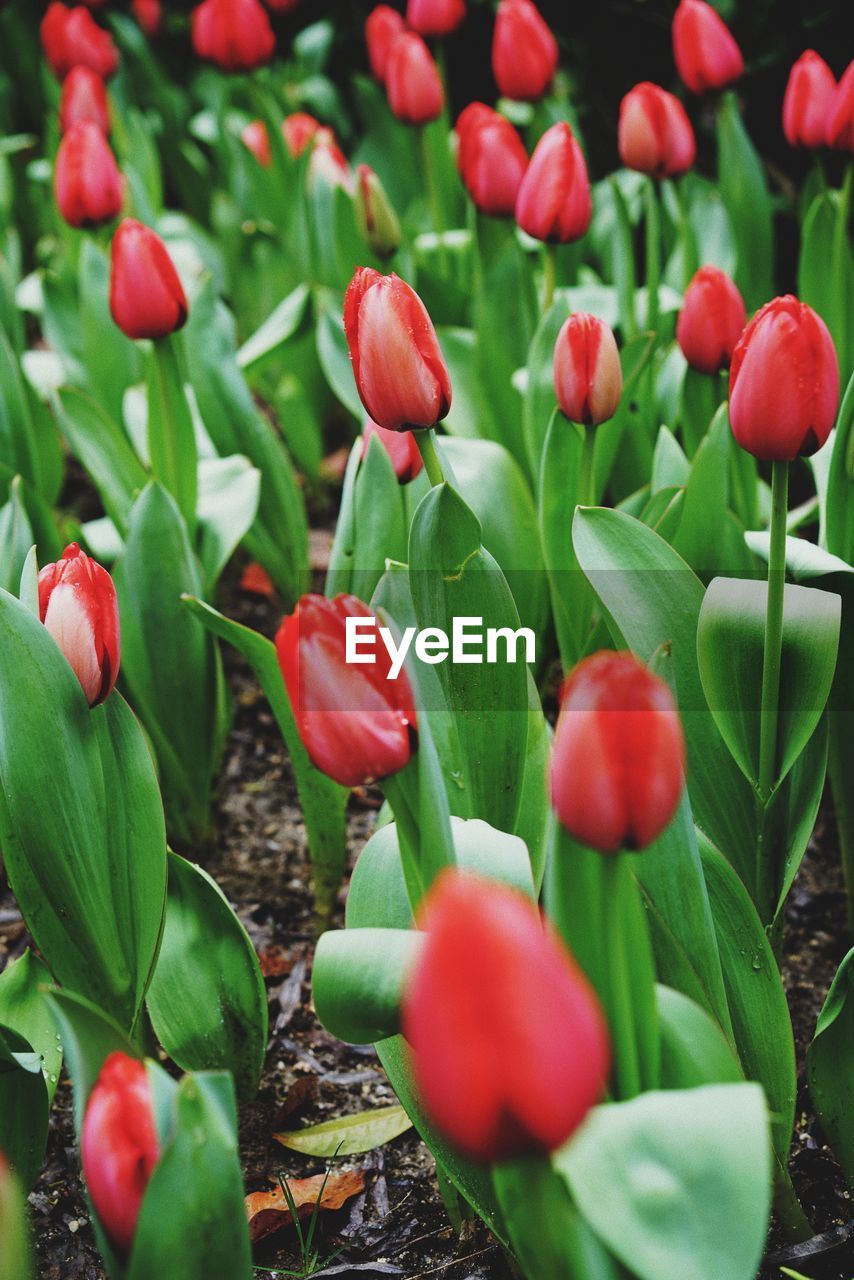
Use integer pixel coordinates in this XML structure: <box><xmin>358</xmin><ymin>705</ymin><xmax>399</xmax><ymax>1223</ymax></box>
<box><xmin>798</xmin><ymin>188</ymin><xmax>854</xmax><ymax>385</ymax></box>
<box><xmin>0</xmin><ymin>951</ymin><xmax>63</xmax><ymax>1102</ymax></box>
<box><xmin>46</xmin><ymin>990</ymin><xmax>137</xmax><ymax>1136</ymax></box>
<box><xmin>275</xmin><ymin>1104</ymin><xmax>413</xmax><ymax>1157</ymax></box>
<box><xmin>54</xmin><ymin>387</ymin><xmax>148</xmax><ymax>538</ymax></box>
<box><xmin>807</xmin><ymin>947</ymin><xmax>854</xmax><ymax>1186</ymax></box>
<box><xmin>825</xmin><ymin>370</ymin><xmax>854</xmax><ymax>563</ymax></box>
<box><xmin>146</xmin><ymin>336</ymin><xmax>198</xmax><ymax>536</ymax></box>
<box><xmin>0</xmin><ymin>327</ymin><xmax>43</xmax><ymax>494</ymax></box>
<box><xmin>312</xmin><ymin>928</ymin><xmax>421</xmax><ymax>1044</ymax></box>
<box><xmin>196</xmin><ymin>455</ymin><xmax>261</xmax><ymax>592</ymax></box>
<box><xmin>0</xmin><ymin>1025</ymin><xmax>49</xmax><ymax>1190</ymax></box>
<box><xmin>523</xmin><ymin>294</ymin><xmax>570</xmax><ymax>477</ymax></box>
<box><xmin>236</xmin><ymin>283</ymin><xmax>311</xmax><ymax>373</ymax></box>
<box><xmin>316</xmin><ymin>297</ymin><xmax>362</xmax><ymax>419</ymax></box>
<box><xmin>656</xmin><ymin>986</ymin><xmax>742</xmax><ymax>1090</ymax></box>
<box><xmin>0</xmin><ymin>477</ymin><xmax>33</xmax><ymax>594</ymax></box>
<box><xmin>0</xmin><ymin>1157</ymin><xmax>34</xmax><ymax>1280</ymax></box>
<box><xmin>77</xmin><ymin>239</ymin><xmax>140</xmax><ymax>426</ymax></box>
<box><xmin>716</xmin><ymin>93</ymin><xmax>773</xmax><ymax>310</ymax></box>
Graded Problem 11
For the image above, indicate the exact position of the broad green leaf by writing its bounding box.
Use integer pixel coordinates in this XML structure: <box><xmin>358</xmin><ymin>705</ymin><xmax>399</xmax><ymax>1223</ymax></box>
<box><xmin>46</xmin><ymin>990</ymin><xmax>137</xmax><ymax>1136</ymax></box>
<box><xmin>0</xmin><ymin>1025</ymin><xmax>49</xmax><ymax>1190</ymax></box>
<box><xmin>0</xmin><ymin>1158</ymin><xmax>34</xmax><ymax>1280</ymax></box>
<box><xmin>716</xmin><ymin>93</ymin><xmax>773</xmax><ymax>309</ymax></box>
<box><xmin>807</xmin><ymin>947</ymin><xmax>854</xmax><ymax>1186</ymax></box>
<box><xmin>474</xmin><ymin>235</ymin><xmax>537</xmax><ymax>468</ymax></box>
<box><xmin>799</xmin><ymin>191</ymin><xmax>854</xmax><ymax>386</ymax></box>
<box><xmin>0</xmin><ymin>477</ymin><xmax>33</xmax><ymax>594</ymax></box>
<box><xmin>348</xmin><ymin>432</ymin><xmax>408</xmax><ymax>604</ymax></box>
<box><xmin>146</xmin><ymin>336</ymin><xmax>198</xmax><ymax>536</ymax></box>
<box><xmin>436</xmin><ymin>327</ymin><xmax>483</xmax><ymax>441</ymax></box>
<box><xmin>656</xmin><ymin>986</ymin><xmax>742</xmax><ymax>1090</ymax></box>
<box><xmin>0</xmin><ymin>327</ymin><xmax>42</xmax><ymax>494</ymax></box>
<box><xmin>77</xmin><ymin>239</ymin><xmax>140</xmax><ymax>426</ymax></box>
<box><xmin>236</xmin><ymin>283</ymin><xmax>311</xmax><ymax>372</ymax></box>
<box><xmin>275</xmin><ymin>1104</ymin><xmax>413</xmax><ymax>1157</ymax></box>
<box><xmin>316</xmin><ymin>298</ymin><xmax>362</xmax><ymax>419</ymax></box>
<box><xmin>313</xmin><ymin>928</ymin><xmax>421</xmax><ymax>1044</ymax></box>
<box><xmin>54</xmin><ymin>387</ymin><xmax>148</xmax><ymax>537</ymax></box>
<box><xmin>0</xmin><ymin>951</ymin><xmax>62</xmax><ymax>1102</ymax></box>
<box><xmin>196</xmin><ymin>455</ymin><xmax>261</xmax><ymax>592</ymax></box>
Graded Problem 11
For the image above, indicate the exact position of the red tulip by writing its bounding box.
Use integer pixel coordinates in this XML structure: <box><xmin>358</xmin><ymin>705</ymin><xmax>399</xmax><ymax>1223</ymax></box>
<box><xmin>783</xmin><ymin>51</ymin><xmax>836</xmax><ymax>149</ymax></box>
<box><xmin>58</xmin><ymin>66</ymin><xmax>110</xmax><ymax>135</ymax></box>
<box><xmin>38</xmin><ymin>543</ymin><xmax>120</xmax><ymax>707</ymax></box>
<box><xmin>826</xmin><ymin>60</ymin><xmax>854</xmax><ymax>153</ymax></box>
<box><xmin>551</xmin><ymin>651</ymin><xmax>686</xmax><ymax>853</ymax></box>
<box><xmin>109</xmin><ymin>219</ymin><xmax>188</xmax><ymax>341</ymax></box>
<box><xmin>553</xmin><ymin>313</ymin><xmax>622</xmax><ymax>425</ymax></box>
<box><xmin>386</xmin><ymin>32</ymin><xmax>444</xmax><ymax>125</ymax></box>
<box><xmin>54</xmin><ymin>121</ymin><xmax>123</xmax><ymax>229</ymax></box>
<box><xmin>515</xmin><ymin>121</ymin><xmax>591</xmax><ymax>243</ymax></box>
<box><xmin>241</xmin><ymin>119</ymin><xmax>272</xmax><ymax>166</ymax></box>
<box><xmin>618</xmin><ymin>82</ymin><xmax>696</xmax><ymax>178</ymax></box>
<box><xmin>41</xmin><ymin>3</ymin><xmax>119</xmax><ymax>81</ymax></box>
<box><xmin>190</xmin><ymin>0</ymin><xmax>275</xmax><ymax>72</ymax></box>
<box><xmin>282</xmin><ymin>111</ymin><xmax>322</xmax><ymax>157</ymax></box>
<box><xmin>365</xmin><ymin>5</ymin><xmax>406</xmax><ymax>84</ymax></box>
<box><xmin>406</xmin><ymin>0</ymin><xmax>465</xmax><ymax>38</ymax></box>
<box><xmin>676</xmin><ymin>265</ymin><xmax>746</xmax><ymax>375</ymax></box>
<box><xmin>81</xmin><ymin>1054</ymin><xmax>158</xmax><ymax>1255</ymax></box>
<box><xmin>276</xmin><ymin>593</ymin><xmax>418</xmax><ymax>788</ymax></box>
<box><xmin>729</xmin><ymin>295</ymin><xmax>840</xmax><ymax>461</ymax></box>
<box><xmin>265</xmin><ymin>0</ymin><xmax>302</xmax><ymax>10</ymax></box>
<box><xmin>344</xmin><ymin>267</ymin><xmax>452</xmax><ymax>431</ymax></box>
<box><xmin>672</xmin><ymin>0</ymin><xmax>743</xmax><ymax>96</ymax></box>
<box><xmin>131</xmin><ymin>0</ymin><xmax>162</xmax><ymax>36</ymax></box>
<box><xmin>492</xmin><ymin>0</ymin><xmax>558</xmax><ymax>102</ymax></box>
<box><xmin>402</xmin><ymin>870</ymin><xmax>610</xmax><ymax>1163</ymax></box>
<box><xmin>362</xmin><ymin>419</ymin><xmax>424</xmax><ymax>483</ymax></box>
<box><xmin>455</xmin><ymin>103</ymin><xmax>528</xmax><ymax>218</ymax></box>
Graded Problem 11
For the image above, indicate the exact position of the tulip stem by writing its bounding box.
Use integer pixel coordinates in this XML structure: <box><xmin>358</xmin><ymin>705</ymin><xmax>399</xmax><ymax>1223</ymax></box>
<box><xmin>831</xmin><ymin>161</ymin><xmax>852</xmax><ymax>379</ymax></box>
<box><xmin>602</xmin><ymin>855</ymin><xmax>641</xmax><ymax>1101</ymax></box>
<box><xmin>644</xmin><ymin>176</ymin><xmax>660</xmax><ymax>334</ymax></box>
<box><xmin>416</xmin><ymin>428</ymin><xmax>445</xmax><ymax>488</ymax></box>
<box><xmin>758</xmin><ymin>460</ymin><xmax>789</xmax><ymax>805</ymax></box>
<box><xmin>542</xmin><ymin>243</ymin><xmax>557</xmax><ymax>312</ymax></box>
<box><xmin>421</xmin><ymin>126</ymin><xmax>448</xmax><ymax>275</ymax></box>
<box><xmin>579</xmin><ymin>423</ymin><xmax>597</xmax><ymax>509</ymax></box>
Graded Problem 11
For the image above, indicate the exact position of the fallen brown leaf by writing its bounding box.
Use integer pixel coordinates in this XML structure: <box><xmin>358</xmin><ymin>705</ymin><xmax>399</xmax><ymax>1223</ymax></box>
<box><xmin>245</xmin><ymin>1170</ymin><xmax>365</xmax><ymax>1245</ymax></box>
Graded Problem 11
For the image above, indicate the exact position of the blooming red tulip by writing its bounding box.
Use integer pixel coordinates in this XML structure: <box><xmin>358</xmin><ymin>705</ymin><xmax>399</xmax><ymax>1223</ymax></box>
<box><xmin>365</xmin><ymin>5</ymin><xmax>406</xmax><ymax>84</ymax></box>
<box><xmin>362</xmin><ymin>419</ymin><xmax>424</xmax><ymax>483</ymax></box>
<box><xmin>109</xmin><ymin>219</ymin><xmax>188</xmax><ymax>341</ymax></box>
<box><xmin>515</xmin><ymin>121</ymin><xmax>591</xmax><ymax>243</ymax></box>
<box><xmin>406</xmin><ymin>0</ymin><xmax>465</xmax><ymax>38</ymax></box>
<box><xmin>729</xmin><ymin>296</ymin><xmax>840</xmax><ymax>461</ymax></box>
<box><xmin>826</xmin><ymin>60</ymin><xmax>854</xmax><ymax>153</ymax></box>
<box><xmin>672</xmin><ymin>0</ymin><xmax>743</xmax><ymax>96</ymax></box>
<box><xmin>54</xmin><ymin>121</ymin><xmax>123</xmax><ymax>229</ymax></box>
<box><xmin>38</xmin><ymin>543</ymin><xmax>120</xmax><ymax>706</ymax></box>
<box><xmin>618</xmin><ymin>82</ymin><xmax>696</xmax><ymax>178</ymax></box>
<box><xmin>455</xmin><ymin>103</ymin><xmax>528</xmax><ymax>218</ymax></box>
<box><xmin>59</xmin><ymin>66</ymin><xmax>110</xmax><ymax>135</ymax></box>
<box><xmin>276</xmin><ymin>594</ymin><xmax>418</xmax><ymax>788</ymax></box>
<box><xmin>241</xmin><ymin>119</ymin><xmax>272</xmax><ymax>166</ymax></box>
<box><xmin>492</xmin><ymin>0</ymin><xmax>558</xmax><ymax>102</ymax></box>
<box><xmin>551</xmin><ymin>651</ymin><xmax>686</xmax><ymax>853</ymax></box>
<box><xmin>676</xmin><ymin>265</ymin><xmax>746</xmax><ymax>375</ymax></box>
<box><xmin>782</xmin><ymin>51</ymin><xmax>836</xmax><ymax>149</ymax></box>
<box><xmin>553</xmin><ymin>313</ymin><xmax>622</xmax><ymax>425</ymax></box>
<box><xmin>191</xmin><ymin>0</ymin><xmax>275</xmax><ymax>71</ymax></box>
<box><xmin>344</xmin><ymin>268</ymin><xmax>452</xmax><ymax>431</ymax></box>
<box><xmin>282</xmin><ymin>111</ymin><xmax>322</xmax><ymax>157</ymax></box>
<box><xmin>131</xmin><ymin>0</ymin><xmax>162</xmax><ymax>36</ymax></box>
<box><xmin>386</xmin><ymin>32</ymin><xmax>444</xmax><ymax>126</ymax></box>
<box><xmin>402</xmin><ymin>870</ymin><xmax>610</xmax><ymax>1163</ymax></box>
<box><xmin>41</xmin><ymin>3</ymin><xmax>119</xmax><ymax>81</ymax></box>
<box><xmin>81</xmin><ymin>1054</ymin><xmax>158</xmax><ymax>1255</ymax></box>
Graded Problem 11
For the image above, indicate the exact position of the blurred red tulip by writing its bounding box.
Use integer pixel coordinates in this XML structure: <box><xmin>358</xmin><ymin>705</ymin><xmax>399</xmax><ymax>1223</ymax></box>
<box><xmin>109</xmin><ymin>218</ymin><xmax>188</xmax><ymax>341</ymax></box>
<box><xmin>265</xmin><ymin>0</ymin><xmax>302</xmax><ymax>10</ymax></box>
<box><xmin>553</xmin><ymin>313</ymin><xmax>622</xmax><ymax>425</ymax></box>
<box><xmin>455</xmin><ymin>103</ymin><xmax>528</xmax><ymax>218</ymax></box>
<box><xmin>729</xmin><ymin>295</ymin><xmax>840</xmax><ymax>461</ymax></box>
<box><xmin>344</xmin><ymin>267</ymin><xmax>452</xmax><ymax>431</ymax></box>
<box><xmin>618</xmin><ymin>82</ymin><xmax>696</xmax><ymax>178</ymax></box>
<box><xmin>276</xmin><ymin>593</ymin><xmax>418</xmax><ymax>788</ymax></box>
<box><xmin>492</xmin><ymin>0</ymin><xmax>558</xmax><ymax>102</ymax></box>
<box><xmin>402</xmin><ymin>870</ymin><xmax>610</xmax><ymax>1162</ymax></box>
<box><xmin>676</xmin><ymin>265</ymin><xmax>746</xmax><ymax>375</ymax></box>
<box><xmin>309</xmin><ymin>137</ymin><xmax>353</xmax><ymax>192</ymax></box>
<box><xmin>282</xmin><ymin>111</ymin><xmax>322</xmax><ymax>156</ymax></box>
<box><xmin>672</xmin><ymin>0</ymin><xmax>743</xmax><ymax>95</ymax></box>
<box><xmin>362</xmin><ymin>419</ymin><xmax>424</xmax><ymax>483</ymax></box>
<box><xmin>365</xmin><ymin>5</ymin><xmax>406</xmax><ymax>84</ymax></box>
<box><xmin>515</xmin><ymin>121</ymin><xmax>591</xmax><ymax>243</ymax></box>
<box><xmin>38</xmin><ymin>543</ymin><xmax>120</xmax><ymax>706</ymax></box>
<box><xmin>54</xmin><ymin>121</ymin><xmax>123</xmax><ymax>229</ymax></box>
<box><xmin>191</xmin><ymin>0</ymin><xmax>275</xmax><ymax>71</ymax></box>
<box><xmin>240</xmin><ymin>562</ymin><xmax>276</xmax><ymax>596</ymax></box>
<box><xmin>131</xmin><ymin>0</ymin><xmax>162</xmax><ymax>36</ymax></box>
<box><xmin>386</xmin><ymin>32</ymin><xmax>444</xmax><ymax>125</ymax></box>
<box><xmin>41</xmin><ymin>3</ymin><xmax>119</xmax><ymax>81</ymax></box>
<box><xmin>783</xmin><ymin>51</ymin><xmax>836</xmax><ymax>149</ymax></box>
<box><xmin>826</xmin><ymin>60</ymin><xmax>854</xmax><ymax>153</ymax></box>
<box><xmin>407</xmin><ymin>0</ymin><xmax>465</xmax><ymax>38</ymax></box>
<box><xmin>58</xmin><ymin>65</ymin><xmax>110</xmax><ymax>135</ymax></box>
<box><xmin>241</xmin><ymin>119</ymin><xmax>272</xmax><ymax>166</ymax></box>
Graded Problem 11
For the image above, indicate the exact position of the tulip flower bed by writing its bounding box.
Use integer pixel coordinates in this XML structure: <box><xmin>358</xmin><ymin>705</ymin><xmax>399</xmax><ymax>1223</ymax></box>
<box><xmin>1</xmin><ymin>0</ymin><xmax>854</xmax><ymax>1278</ymax></box>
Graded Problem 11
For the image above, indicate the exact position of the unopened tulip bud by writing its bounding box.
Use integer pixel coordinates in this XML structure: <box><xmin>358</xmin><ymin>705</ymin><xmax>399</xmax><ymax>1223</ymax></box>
<box><xmin>282</xmin><ymin>111</ymin><xmax>323</xmax><ymax>157</ymax></box>
<box><xmin>54</xmin><ymin>121</ymin><xmax>122</xmax><ymax>229</ymax></box>
<box><xmin>344</xmin><ymin>267</ymin><xmax>452</xmax><ymax>431</ymax></box>
<box><xmin>554</xmin><ymin>313</ymin><xmax>622</xmax><ymax>425</ymax></box>
<box><xmin>455</xmin><ymin>103</ymin><xmax>528</xmax><ymax>218</ymax></box>
<box><xmin>355</xmin><ymin>165</ymin><xmax>402</xmax><ymax>258</ymax></box>
<box><xmin>191</xmin><ymin>0</ymin><xmax>275</xmax><ymax>72</ymax></box>
<box><xmin>41</xmin><ymin>3</ymin><xmax>119</xmax><ymax>81</ymax></box>
<box><xmin>241</xmin><ymin>119</ymin><xmax>271</xmax><ymax>167</ymax></box>
<box><xmin>38</xmin><ymin>543</ymin><xmax>120</xmax><ymax>706</ymax></box>
<box><xmin>515</xmin><ymin>121</ymin><xmax>591</xmax><ymax>243</ymax></box>
<box><xmin>551</xmin><ymin>651</ymin><xmax>686</xmax><ymax>853</ymax></box>
<box><xmin>407</xmin><ymin>0</ymin><xmax>465</xmax><ymax>38</ymax></box>
<box><xmin>59</xmin><ymin>65</ymin><xmax>110</xmax><ymax>135</ymax></box>
<box><xmin>826</xmin><ymin>60</ymin><xmax>854</xmax><ymax>153</ymax></box>
<box><xmin>402</xmin><ymin>870</ymin><xmax>610</xmax><ymax>1162</ymax></box>
<box><xmin>783</xmin><ymin>51</ymin><xmax>836</xmax><ymax>149</ymax></box>
<box><xmin>362</xmin><ymin>419</ymin><xmax>424</xmax><ymax>483</ymax></box>
<box><xmin>309</xmin><ymin>138</ymin><xmax>353</xmax><ymax>193</ymax></box>
<box><xmin>618</xmin><ymin>82</ymin><xmax>696</xmax><ymax>178</ymax></box>
<box><xmin>729</xmin><ymin>295</ymin><xmax>839</xmax><ymax>461</ymax></box>
<box><xmin>365</xmin><ymin>5</ymin><xmax>406</xmax><ymax>84</ymax></box>
<box><xmin>131</xmin><ymin>0</ymin><xmax>162</xmax><ymax>35</ymax></box>
<box><xmin>492</xmin><ymin>0</ymin><xmax>558</xmax><ymax>103</ymax></box>
<box><xmin>672</xmin><ymin>0</ymin><xmax>743</xmax><ymax>96</ymax></box>
<box><xmin>109</xmin><ymin>218</ymin><xmax>188</xmax><ymax>341</ymax></box>
<box><xmin>81</xmin><ymin>1054</ymin><xmax>159</xmax><ymax>1255</ymax></box>
<box><xmin>386</xmin><ymin>32</ymin><xmax>444</xmax><ymax>126</ymax></box>
<box><xmin>676</xmin><ymin>265</ymin><xmax>746</xmax><ymax>375</ymax></box>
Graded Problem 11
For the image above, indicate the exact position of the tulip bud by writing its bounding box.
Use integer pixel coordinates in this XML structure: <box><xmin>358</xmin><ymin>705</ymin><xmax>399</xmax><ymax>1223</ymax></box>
<box><xmin>131</xmin><ymin>0</ymin><xmax>162</xmax><ymax>36</ymax></box>
<box><xmin>672</xmin><ymin>0</ymin><xmax>743</xmax><ymax>96</ymax></box>
<box><xmin>676</xmin><ymin>265</ymin><xmax>746</xmax><ymax>375</ymax></box>
<box><xmin>553</xmin><ymin>313</ymin><xmax>622</xmax><ymax>425</ymax></box>
<box><xmin>309</xmin><ymin>138</ymin><xmax>353</xmax><ymax>193</ymax></box>
<box><xmin>41</xmin><ymin>3</ymin><xmax>119</xmax><ymax>81</ymax></box>
<box><xmin>826</xmin><ymin>60</ymin><xmax>854</xmax><ymax>153</ymax></box>
<box><xmin>241</xmin><ymin>119</ymin><xmax>272</xmax><ymax>167</ymax></box>
<box><xmin>355</xmin><ymin>165</ymin><xmax>402</xmax><ymax>258</ymax></box>
<box><xmin>386</xmin><ymin>32</ymin><xmax>444</xmax><ymax>126</ymax></box>
<box><xmin>402</xmin><ymin>870</ymin><xmax>610</xmax><ymax>1163</ymax></box>
<box><xmin>782</xmin><ymin>51</ymin><xmax>836</xmax><ymax>149</ymax></box>
<box><xmin>59</xmin><ymin>65</ymin><xmax>110</xmax><ymax>135</ymax></box>
<box><xmin>109</xmin><ymin>218</ymin><xmax>188</xmax><ymax>341</ymax></box>
<box><xmin>406</xmin><ymin>0</ymin><xmax>465</xmax><ymax>39</ymax></box>
<box><xmin>365</xmin><ymin>5</ymin><xmax>406</xmax><ymax>84</ymax></box>
<box><xmin>515</xmin><ymin>121</ymin><xmax>591</xmax><ymax>243</ymax></box>
<box><xmin>190</xmin><ymin>0</ymin><xmax>275</xmax><ymax>72</ymax></box>
<box><xmin>550</xmin><ymin>651</ymin><xmax>686</xmax><ymax>853</ymax></box>
<box><xmin>281</xmin><ymin>111</ymin><xmax>324</xmax><ymax>157</ymax></box>
<box><xmin>276</xmin><ymin>593</ymin><xmax>418</xmax><ymax>788</ymax></box>
<box><xmin>362</xmin><ymin>419</ymin><xmax>424</xmax><ymax>483</ymax></box>
<box><xmin>81</xmin><ymin>1053</ymin><xmax>159</xmax><ymax>1255</ymax></box>
<box><xmin>344</xmin><ymin>267</ymin><xmax>452</xmax><ymax>431</ymax></box>
<box><xmin>54</xmin><ymin>121</ymin><xmax>123</xmax><ymax>229</ymax></box>
<box><xmin>728</xmin><ymin>295</ymin><xmax>840</xmax><ymax>461</ymax></box>
<box><xmin>618</xmin><ymin>82</ymin><xmax>696</xmax><ymax>178</ymax></box>
<box><xmin>455</xmin><ymin>103</ymin><xmax>528</xmax><ymax>218</ymax></box>
<box><xmin>38</xmin><ymin>543</ymin><xmax>120</xmax><ymax>707</ymax></box>
<box><xmin>492</xmin><ymin>0</ymin><xmax>558</xmax><ymax>102</ymax></box>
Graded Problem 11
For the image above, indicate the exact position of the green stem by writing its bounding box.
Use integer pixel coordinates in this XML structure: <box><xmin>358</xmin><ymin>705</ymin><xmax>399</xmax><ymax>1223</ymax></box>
<box><xmin>828</xmin><ymin>705</ymin><xmax>854</xmax><ymax>937</ymax></box>
<box><xmin>467</xmin><ymin>200</ymin><xmax>483</xmax><ymax>322</ymax></box>
<box><xmin>644</xmin><ymin>175</ymin><xmax>661</xmax><ymax>335</ymax></box>
<box><xmin>831</xmin><ymin>160</ymin><xmax>852</xmax><ymax>377</ymax></box>
<box><xmin>772</xmin><ymin>1158</ymin><xmax>814</xmax><ymax>1244</ymax></box>
<box><xmin>381</xmin><ymin>773</ymin><xmax>424</xmax><ymax>909</ymax></box>
<box><xmin>670</xmin><ymin>177</ymin><xmax>698</xmax><ymax>287</ymax></box>
<box><xmin>579</xmin><ymin>423</ymin><xmax>596</xmax><ymax>508</ymax></box>
<box><xmin>542</xmin><ymin>242</ymin><xmax>557</xmax><ymax>312</ymax></box>
<box><xmin>416</xmin><ymin>428</ymin><xmax>445</xmax><ymax>487</ymax></box>
<box><xmin>147</xmin><ymin>334</ymin><xmax>198</xmax><ymax>535</ymax></box>
<box><xmin>421</xmin><ymin>125</ymin><xmax>447</xmax><ymax>275</ymax></box>
<box><xmin>758</xmin><ymin>460</ymin><xmax>789</xmax><ymax>801</ymax></box>
<box><xmin>602</xmin><ymin>855</ymin><xmax>641</xmax><ymax>1101</ymax></box>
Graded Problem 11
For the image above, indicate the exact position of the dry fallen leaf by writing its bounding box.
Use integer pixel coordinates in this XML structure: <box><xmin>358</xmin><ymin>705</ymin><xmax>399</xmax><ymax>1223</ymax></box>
<box><xmin>245</xmin><ymin>1170</ymin><xmax>365</xmax><ymax>1245</ymax></box>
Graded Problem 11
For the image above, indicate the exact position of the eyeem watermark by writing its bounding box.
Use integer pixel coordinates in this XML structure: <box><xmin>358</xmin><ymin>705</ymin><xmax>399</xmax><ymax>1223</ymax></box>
<box><xmin>346</xmin><ymin>616</ymin><xmax>536</xmax><ymax>678</ymax></box>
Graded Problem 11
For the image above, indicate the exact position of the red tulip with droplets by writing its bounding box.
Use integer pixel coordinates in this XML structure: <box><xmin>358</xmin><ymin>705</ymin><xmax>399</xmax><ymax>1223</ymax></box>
<box><xmin>191</xmin><ymin>0</ymin><xmax>275</xmax><ymax>72</ymax></box>
<box><xmin>38</xmin><ymin>543</ymin><xmax>120</xmax><ymax>707</ymax></box>
<box><xmin>41</xmin><ymin>3</ymin><xmax>119</xmax><ymax>81</ymax></box>
<box><xmin>365</xmin><ymin>5</ymin><xmax>406</xmax><ymax>84</ymax></box>
<box><xmin>455</xmin><ymin>103</ymin><xmax>528</xmax><ymax>218</ymax></box>
<box><xmin>362</xmin><ymin>420</ymin><xmax>424</xmax><ymax>484</ymax></box>
<box><xmin>554</xmin><ymin>313</ymin><xmax>622</xmax><ymax>425</ymax></box>
<box><xmin>109</xmin><ymin>219</ymin><xmax>188</xmax><ymax>341</ymax></box>
<box><xmin>618</xmin><ymin>82</ymin><xmax>696</xmax><ymax>178</ymax></box>
<box><xmin>54</xmin><ymin>121</ymin><xmax>123</xmax><ymax>229</ymax></box>
<box><xmin>492</xmin><ymin>0</ymin><xmax>558</xmax><ymax>102</ymax></box>
<box><xmin>407</xmin><ymin>0</ymin><xmax>465</xmax><ymax>38</ymax></box>
<box><xmin>59</xmin><ymin>66</ymin><xmax>110</xmax><ymax>135</ymax></box>
<box><xmin>515</xmin><ymin>121</ymin><xmax>591</xmax><ymax>243</ymax></box>
<box><xmin>783</xmin><ymin>51</ymin><xmax>836</xmax><ymax>149</ymax></box>
<box><xmin>676</xmin><ymin>265</ymin><xmax>746</xmax><ymax>375</ymax></box>
<box><xmin>826</xmin><ymin>60</ymin><xmax>854</xmax><ymax>153</ymax></box>
<box><xmin>241</xmin><ymin>120</ymin><xmax>272</xmax><ymax>167</ymax></box>
<box><xmin>672</xmin><ymin>0</ymin><xmax>743</xmax><ymax>96</ymax></box>
<box><xmin>386</xmin><ymin>32</ymin><xmax>444</xmax><ymax>126</ymax></box>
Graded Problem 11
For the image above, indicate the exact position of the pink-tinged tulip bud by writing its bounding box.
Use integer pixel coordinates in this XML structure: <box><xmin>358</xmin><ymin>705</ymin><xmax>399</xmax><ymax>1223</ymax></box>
<box><xmin>282</xmin><ymin>111</ymin><xmax>322</xmax><ymax>157</ymax></box>
<box><xmin>455</xmin><ymin>103</ymin><xmax>528</xmax><ymax>218</ymax></box>
<box><xmin>276</xmin><ymin>593</ymin><xmax>418</xmax><ymax>788</ymax></box>
<box><xmin>407</xmin><ymin>0</ymin><xmax>465</xmax><ymax>38</ymax></box>
<box><xmin>38</xmin><ymin>543</ymin><xmax>120</xmax><ymax>706</ymax></box>
<box><xmin>783</xmin><ymin>51</ymin><xmax>836</xmax><ymax>149</ymax></box>
<box><xmin>109</xmin><ymin>218</ymin><xmax>188</xmax><ymax>341</ymax></box>
<box><xmin>131</xmin><ymin>0</ymin><xmax>162</xmax><ymax>36</ymax></box>
<box><xmin>551</xmin><ymin>651</ymin><xmax>686</xmax><ymax>853</ymax></box>
<box><xmin>344</xmin><ymin>267</ymin><xmax>452</xmax><ymax>431</ymax></box>
<box><xmin>618</xmin><ymin>82</ymin><xmax>696</xmax><ymax>178</ymax></box>
<box><xmin>59</xmin><ymin>66</ymin><xmax>110</xmax><ymax>135</ymax></box>
<box><xmin>54</xmin><ymin>121</ymin><xmax>123</xmax><ymax>230</ymax></box>
<box><xmin>81</xmin><ymin>1054</ymin><xmax>158</xmax><ymax>1255</ymax></box>
<box><xmin>355</xmin><ymin>165</ymin><xmax>402</xmax><ymax>257</ymax></box>
<box><xmin>515</xmin><ymin>121</ymin><xmax>591</xmax><ymax>243</ymax></box>
<box><xmin>728</xmin><ymin>295</ymin><xmax>840</xmax><ymax>461</ymax></box>
<box><xmin>492</xmin><ymin>0</ymin><xmax>558</xmax><ymax>102</ymax></box>
<box><xmin>553</xmin><ymin>313</ymin><xmax>622</xmax><ymax>425</ymax></box>
<box><xmin>402</xmin><ymin>870</ymin><xmax>610</xmax><ymax>1163</ymax></box>
<box><xmin>826</xmin><ymin>60</ymin><xmax>854</xmax><ymax>153</ymax></box>
<box><xmin>676</xmin><ymin>265</ymin><xmax>746</xmax><ymax>375</ymax></box>
<box><xmin>386</xmin><ymin>32</ymin><xmax>444</xmax><ymax>126</ymax></box>
<box><xmin>191</xmin><ymin>0</ymin><xmax>275</xmax><ymax>71</ymax></box>
<box><xmin>41</xmin><ymin>3</ymin><xmax>119</xmax><ymax>81</ymax></box>
<box><xmin>362</xmin><ymin>419</ymin><xmax>424</xmax><ymax>483</ymax></box>
<box><xmin>241</xmin><ymin>119</ymin><xmax>272</xmax><ymax>167</ymax></box>
<box><xmin>672</xmin><ymin>0</ymin><xmax>743</xmax><ymax>96</ymax></box>
<box><xmin>365</xmin><ymin>5</ymin><xmax>406</xmax><ymax>84</ymax></box>
<box><xmin>310</xmin><ymin>138</ymin><xmax>353</xmax><ymax>193</ymax></box>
